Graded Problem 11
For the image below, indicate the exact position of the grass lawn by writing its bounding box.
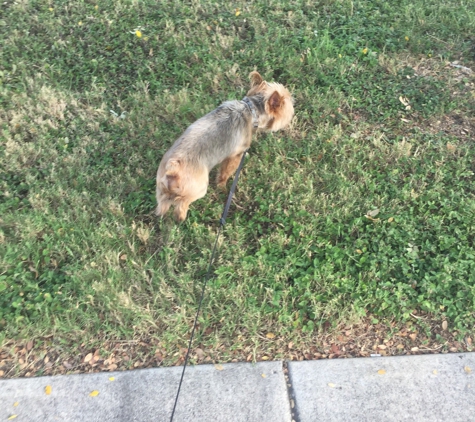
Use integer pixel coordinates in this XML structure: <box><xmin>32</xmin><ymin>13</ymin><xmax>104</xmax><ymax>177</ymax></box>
<box><xmin>1</xmin><ymin>0</ymin><xmax>475</xmax><ymax>377</ymax></box>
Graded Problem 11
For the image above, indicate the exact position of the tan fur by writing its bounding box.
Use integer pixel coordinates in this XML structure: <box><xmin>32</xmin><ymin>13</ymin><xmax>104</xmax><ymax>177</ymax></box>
<box><xmin>156</xmin><ymin>71</ymin><xmax>294</xmax><ymax>222</ymax></box>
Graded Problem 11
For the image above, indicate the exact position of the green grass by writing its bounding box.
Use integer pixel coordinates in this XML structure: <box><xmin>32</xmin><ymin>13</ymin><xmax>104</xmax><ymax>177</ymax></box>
<box><xmin>1</xmin><ymin>0</ymin><xmax>475</xmax><ymax>373</ymax></box>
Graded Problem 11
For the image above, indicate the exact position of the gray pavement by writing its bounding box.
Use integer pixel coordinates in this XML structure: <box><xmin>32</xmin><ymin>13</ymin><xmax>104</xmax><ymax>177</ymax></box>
<box><xmin>0</xmin><ymin>353</ymin><xmax>473</xmax><ymax>421</ymax></box>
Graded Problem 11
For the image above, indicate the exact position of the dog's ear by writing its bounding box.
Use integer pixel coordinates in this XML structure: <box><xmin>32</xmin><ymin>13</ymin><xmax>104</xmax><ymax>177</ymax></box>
<box><xmin>268</xmin><ymin>90</ymin><xmax>283</xmax><ymax>112</ymax></box>
<box><xmin>249</xmin><ymin>71</ymin><xmax>264</xmax><ymax>88</ymax></box>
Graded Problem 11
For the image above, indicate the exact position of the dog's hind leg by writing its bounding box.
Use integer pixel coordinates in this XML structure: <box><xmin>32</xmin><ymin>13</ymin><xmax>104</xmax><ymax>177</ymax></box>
<box><xmin>217</xmin><ymin>152</ymin><xmax>244</xmax><ymax>189</ymax></box>
<box><xmin>155</xmin><ymin>195</ymin><xmax>173</xmax><ymax>217</ymax></box>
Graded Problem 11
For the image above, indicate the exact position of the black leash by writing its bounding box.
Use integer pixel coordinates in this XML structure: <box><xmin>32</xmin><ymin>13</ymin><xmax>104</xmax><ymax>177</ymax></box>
<box><xmin>169</xmin><ymin>149</ymin><xmax>249</xmax><ymax>422</ymax></box>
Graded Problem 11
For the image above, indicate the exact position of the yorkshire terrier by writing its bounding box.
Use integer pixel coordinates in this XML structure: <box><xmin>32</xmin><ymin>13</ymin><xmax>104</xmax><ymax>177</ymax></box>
<box><xmin>155</xmin><ymin>71</ymin><xmax>294</xmax><ymax>222</ymax></box>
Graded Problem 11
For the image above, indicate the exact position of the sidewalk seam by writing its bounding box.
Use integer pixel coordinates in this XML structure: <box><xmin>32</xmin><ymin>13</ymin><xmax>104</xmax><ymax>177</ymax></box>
<box><xmin>283</xmin><ymin>361</ymin><xmax>301</xmax><ymax>422</ymax></box>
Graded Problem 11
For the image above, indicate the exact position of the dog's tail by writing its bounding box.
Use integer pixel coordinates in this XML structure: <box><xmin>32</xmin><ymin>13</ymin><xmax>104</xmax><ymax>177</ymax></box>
<box><xmin>159</xmin><ymin>159</ymin><xmax>182</xmax><ymax>196</ymax></box>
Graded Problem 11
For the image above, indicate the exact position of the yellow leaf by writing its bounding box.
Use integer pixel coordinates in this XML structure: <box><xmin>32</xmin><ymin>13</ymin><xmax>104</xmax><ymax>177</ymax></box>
<box><xmin>8</xmin><ymin>415</ymin><xmax>17</xmax><ymax>420</ymax></box>
<box><xmin>45</xmin><ymin>385</ymin><xmax>52</xmax><ymax>395</ymax></box>
<box><xmin>328</xmin><ymin>383</ymin><xmax>335</xmax><ymax>388</ymax></box>
<box><xmin>261</xmin><ymin>373</ymin><xmax>267</xmax><ymax>378</ymax></box>
<box><xmin>13</xmin><ymin>402</ymin><xmax>19</xmax><ymax>407</ymax></box>
<box><xmin>388</xmin><ymin>217</ymin><xmax>394</xmax><ymax>223</ymax></box>
<box><xmin>433</xmin><ymin>370</ymin><xmax>438</xmax><ymax>375</ymax></box>
<box><xmin>235</xmin><ymin>9</ymin><xmax>241</xmax><ymax>16</ymax></box>
<box><xmin>109</xmin><ymin>377</ymin><xmax>115</xmax><ymax>381</ymax></box>
<box><xmin>261</xmin><ymin>356</ymin><xmax>269</xmax><ymax>360</ymax></box>
<box><xmin>405</xmin><ymin>36</ymin><xmax>409</xmax><ymax>41</ymax></box>
<box><xmin>84</xmin><ymin>353</ymin><xmax>93</xmax><ymax>363</ymax></box>
<box><xmin>378</xmin><ymin>369</ymin><xmax>386</xmax><ymax>375</ymax></box>
<box><xmin>465</xmin><ymin>366</ymin><xmax>472</xmax><ymax>374</ymax></box>
<box><xmin>362</xmin><ymin>48</ymin><xmax>368</xmax><ymax>55</ymax></box>
<box><xmin>214</xmin><ymin>364</ymin><xmax>224</xmax><ymax>371</ymax></box>
<box><xmin>356</xmin><ymin>249</ymin><xmax>363</xmax><ymax>254</ymax></box>
<box><xmin>89</xmin><ymin>390</ymin><xmax>99</xmax><ymax>397</ymax></box>
<box><xmin>266</xmin><ymin>333</ymin><xmax>275</xmax><ymax>339</ymax></box>
<box><xmin>94</xmin><ymin>5</ymin><xmax>98</xmax><ymax>10</ymax></box>
<box><xmin>78</xmin><ymin>21</ymin><xmax>83</xmax><ymax>26</ymax></box>
<box><xmin>135</xmin><ymin>30</ymin><xmax>142</xmax><ymax>38</ymax></box>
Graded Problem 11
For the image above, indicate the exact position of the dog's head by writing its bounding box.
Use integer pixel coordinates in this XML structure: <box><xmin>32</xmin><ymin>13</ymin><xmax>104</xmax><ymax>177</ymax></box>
<box><xmin>247</xmin><ymin>71</ymin><xmax>294</xmax><ymax>132</ymax></box>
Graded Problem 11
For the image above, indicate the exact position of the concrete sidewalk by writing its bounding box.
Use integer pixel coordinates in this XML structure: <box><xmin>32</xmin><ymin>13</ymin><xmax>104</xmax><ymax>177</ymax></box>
<box><xmin>0</xmin><ymin>353</ymin><xmax>473</xmax><ymax>421</ymax></box>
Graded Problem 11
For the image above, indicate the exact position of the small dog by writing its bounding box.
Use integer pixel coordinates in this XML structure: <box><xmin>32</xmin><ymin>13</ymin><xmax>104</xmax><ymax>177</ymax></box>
<box><xmin>155</xmin><ymin>71</ymin><xmax>294</xmax><ymax>222</ymax></box>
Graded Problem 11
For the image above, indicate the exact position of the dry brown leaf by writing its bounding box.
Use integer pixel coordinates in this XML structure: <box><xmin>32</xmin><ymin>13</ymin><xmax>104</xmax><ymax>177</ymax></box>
<box><xmin>409</xmin><ymin>333</ymin><xmax>417</xmax><ymax>341</ymax></box>
<box><xmin>45</xmin><ymin>385</ymin><xmax>52</xmax><ymax>395</ymax></box>
<box><xmin>377</xmin><ymin>369</ymin><xmax>386</xmax><ymax>375</ymax></box>
<box><xmin>377</xmin><ymin>345</ymin><xmax>387</xmax><ymax>350</ymax></box>
<box><xmin>120</xmin><ymin>254</ymin><xmax>127</xmax><ymax>261</ymax></box>
<box><xmin>26</xmin><ymin>341</ymin><xmax>34</xmax><ymax>351</ymax></box>
<box><xmin>396</xmin><ymin>344</ymin><xmax>404</xmax><ymax>349</ymax></box>
<box><xmin>195</xmin><ymin>348</ymin><xmax>205</xmax><ymax>360</ymax></box>
<box><xmin>107</xmin><ymin>363</ymin><xmax>118</xmax><ymax>371</ymax></box>
<box><xmin>89</xmin><ymin>390</ymin><xmax>99</xmax><ymax>397</ymax></box>
<box><xmin>0</xmin><ymin>370</ymin><xmax>4</xmax><ymax>377</ymax></box>
<box><xmin>288</xmin><ymin>342</ymin><xmax>294</xmax><ymax>349</ymax></box>
<box><xmin>442</xmin><ymin>321</ymin><xmax>448</xmax><ymax>331</ymax></box>
<box><xmin>84</xmin><ymin>353</ymin><xmax>93</xmax><ymax>363</ymax></box>
<box><xmin>266</xmin><ymin>333</ymin><xmax>276</xmax><ymax>339</ymax></box>
<box><xmin>214</xmin><ymin>364</ymin><xmax>224</xmax><ymax>371</ymax></box>
<box><xmin>446</xmin><ymin>143</ymin><xmax>456</xmax><ymax>153</ymax></box>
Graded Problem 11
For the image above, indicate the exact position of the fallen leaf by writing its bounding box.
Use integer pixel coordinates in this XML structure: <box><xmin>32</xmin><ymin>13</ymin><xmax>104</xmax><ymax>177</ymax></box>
<box><xmin>409</xmin><ymin>333</ymin><xmax>417</xmax><ymax>341</ymax></box>
<box><xmin>109</xmin><ymin>377</ymin><xmax>115</xmax><ymax>381</ymax></box>
<box><xmin>13</xmin><ymin>402</ymin><xmax>19</xmax><ymax>407</ymax></box>
<box><xmin>89</xmin><ymin>390</ymin><xmax>99</xmax><ymax>397</ymax></box>
<box><xmin>261</xmin><ymin>373</ymin><xmax>266</xmax><ymax>378</ymax></box>
<box><xmin>26</xmin><ymin>340</ymin><xmax>34</xmax><ymax>351</ymax></box>
<box><xmin>465</xmin><ymin>366</ymin><xmax>472</xmax><ymax>374</ymax></box>
<box><xmin>262</xmin><ymin>356</ymin><xmax>269</xmax><ymax>360</ymax></box>
<box><xmin>120</xmin><ymin>254</ymin><xmax>127</xmax><ymax>261</ymax></box>
<box><xmin>396</xmin><ymin>344</ymin><xmax>405</xmax><ymax>349</ymax></box>
<box><xmin>356</xmin><ymin>249</ymin><xmax>363</xmax><ymax>254</ymax></box>
<box><xmin>433</xmin><ymin>370</ymin><xmax>438</xmax><ymax>375</ymax></box>
<box><xmin>195</xmin><ymin>348</ymin><xmax>205</xmax><ymax>360</ymax></box>
<box><xmin>328</xmin><ymin>383</ymin><xmax>335</xmax><ymax>388</ymax></box>
<box><xmin>107</xmin><ymin>364</ymin><xmax>118</xmax><ymax>371</ymax></box>
<box><xmin>442</xmin><ymin>321</ymin><xmax>448</xmax><ymax>331</ymax></box>
<box><xmin>45</xmin><ymin>385</ymin><xmax>52</xmax><ymax>395</ymax></box>
<box><xmin>378</xmin><ymin>369</ymin><xmax>386</xmax><ymax>375</ymax></box>
<box><xmin>288</xmin><ymin>342</ymin><xmax>294</xmax><ymax>349</ymax></box>
<box><xmin>367</xmin><ymin>209</ymin><xmax>380</xmax><ymax>217</ymax></box>
<box><xmin>446</xmin><ymin>143</ymin><xmax>456</xmax><ymax>153</ymax></box>
<box><xmin>84</xmin><ymin>353</ymin><xmax>93</xmax><ymax>363</ymax></box>
<box><xmin>377</xmin><ymin>345</ymin><xmax>387</xmax><ymax>350</ymax></box>
<box><xmin>7</xmin><ymin>415</ymin><xmax>17</xmax><ymax>420</ymax></box>
<box><xmin>411</xmin><ymin>347</ymin><xmax>419</xmax><ymax>352</ymax></box>
<box><xmin>331</xmin><ymin>344</ymin><xmax>340</xmax><ymax>354</ymax></box>
<box><xmin>214</xmin><ymin>364</ymin><xmax>224</xmax><ymax>371</ymax></box>
<box><xmin>388</xmin><ymin>217</ymin><xmax>394</xmax><ymax>223</ymax></box>
<box><xmin>0</xmin><ymin>370</ymin><xmax>4</xmax><ymax>376</ymax></box>
<box><xmin>266</xmin><ymin>332</ymin><xmax>276</xmax><ymax>339</ymax></box>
